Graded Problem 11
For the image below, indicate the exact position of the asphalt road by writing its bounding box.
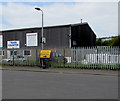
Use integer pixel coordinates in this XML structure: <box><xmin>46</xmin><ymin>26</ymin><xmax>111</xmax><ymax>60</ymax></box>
<box><xmin>2</xmin><ymin>70</ymin><xmax>118</xmax><ymax>99</ymax></box>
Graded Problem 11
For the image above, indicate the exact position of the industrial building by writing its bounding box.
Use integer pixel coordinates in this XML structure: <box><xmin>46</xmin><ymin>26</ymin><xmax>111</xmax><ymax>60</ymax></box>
<box><xmin>0</xmin><ymin>22</ymin><xmax>96</xmax><ymax>60</ymax></box>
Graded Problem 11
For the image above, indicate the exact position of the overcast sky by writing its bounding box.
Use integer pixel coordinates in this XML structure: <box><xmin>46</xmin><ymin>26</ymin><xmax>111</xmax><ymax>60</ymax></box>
<box><xmin>0</xmin><ymin>1</ymin><xmax>119</xmax><ymax>38</ymax></box>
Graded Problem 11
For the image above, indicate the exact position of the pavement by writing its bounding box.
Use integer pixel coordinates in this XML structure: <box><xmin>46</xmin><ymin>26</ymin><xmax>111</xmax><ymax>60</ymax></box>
<box><xmin>0</xmin><ymin>66</ymin><xmax>118</xmax><ymax>76</ymax></box>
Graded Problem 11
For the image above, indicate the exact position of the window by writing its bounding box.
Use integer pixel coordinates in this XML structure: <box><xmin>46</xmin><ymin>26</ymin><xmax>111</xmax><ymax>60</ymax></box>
<box><xmin>0</xmin><ymin>50</ymin><xmax>4</xmax><ymax>56</ymax></box>
<box><xmin>10</xmin><ymin>50</ymin><xmax>17</xmax><ymax>56</ymax></box>
<box><xmin>0</xmin><ymin>35</ymin><xmax>3</xmax><ymax>47</ymax></box>
<box><xmin>26</xmin><ymin>33</ymin><xmax>38</xmax><ymax>46</ymax></box>
<box><xmin>24</xmin><ymin>50</ymin><xmax>31</xmax><ymax>56</ymax></box>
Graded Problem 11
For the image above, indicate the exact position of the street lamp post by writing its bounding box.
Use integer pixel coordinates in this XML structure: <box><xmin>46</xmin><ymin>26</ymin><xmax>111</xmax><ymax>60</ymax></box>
<box><xmin>35</xmin><ymin>7</ymin><xmax>44</xmax><ymax>50</ymax></box>
<box><xmin>35</xmin><ymin>7</ymin><xmax>45</xmax><ymax>68</ymax></box>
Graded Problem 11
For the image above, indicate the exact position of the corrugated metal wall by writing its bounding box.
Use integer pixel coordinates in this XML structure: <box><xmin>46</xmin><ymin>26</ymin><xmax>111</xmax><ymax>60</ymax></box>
<box><xmin>44</xmin><ymin>26</ymin><xmax>70</xmax><ymax>49</ymax></box>
<box><xmin>71</xmin><ymin>24</ymin><xmax>96</xmax><ymax>47</ymax></box>
<box><xmin>2</xmin><ymin>26</ymin><xmax>70</xmax><ymax>49</ymax></box>
<box><xmin>1</xmin><ymin>23</ymin><xmax>96</xmax><ymax>49</ymax></box>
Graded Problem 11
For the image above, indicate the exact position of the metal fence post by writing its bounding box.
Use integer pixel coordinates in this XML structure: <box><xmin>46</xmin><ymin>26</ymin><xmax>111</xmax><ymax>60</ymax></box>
<box><xmin>12</xmin><ymin>48</ymin><xmax>14</xmax><ymax>66</ymax></box>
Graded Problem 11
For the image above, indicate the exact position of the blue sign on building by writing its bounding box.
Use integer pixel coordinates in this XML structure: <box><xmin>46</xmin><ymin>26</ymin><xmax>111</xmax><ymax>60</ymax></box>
<box><xmin>7</xmin><ymin>41</ymin><xmax>20</xmax><ymax>49</ymax></box>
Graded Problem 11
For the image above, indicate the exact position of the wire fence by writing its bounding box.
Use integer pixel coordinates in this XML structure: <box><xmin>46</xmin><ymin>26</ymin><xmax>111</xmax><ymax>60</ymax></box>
<box><xmin>0</xmin><ymin>46</ymin><xmax>120</xmax><ymax>70</ymax></box>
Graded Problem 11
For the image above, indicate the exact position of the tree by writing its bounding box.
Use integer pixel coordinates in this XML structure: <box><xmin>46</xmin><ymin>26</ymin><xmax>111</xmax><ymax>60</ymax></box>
<box><xmin>102</xmin><ymin>40</ymin><xmax>112</xmax><ymax>46</ymax></box>
<box><xmin>96</xmin><ymin>38</ymin><xmax>102</xmax><ymax>46</ymax></box>
<box><xmin>110</xmin><ymin>36</ymin><xmax>120</xmax><ymax>46</ymax></box>
<box><xmin>96</xmin><ymin>36</ymin><xmax>120</xmax><ymax>46</ymax></box>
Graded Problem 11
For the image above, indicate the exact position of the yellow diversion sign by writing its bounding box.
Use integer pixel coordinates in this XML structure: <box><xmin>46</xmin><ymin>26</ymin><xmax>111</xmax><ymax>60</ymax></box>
<box><xmin>40</xmin><ymin>50</ymin><xmax>52</xmax><ymax>58</ymax></box>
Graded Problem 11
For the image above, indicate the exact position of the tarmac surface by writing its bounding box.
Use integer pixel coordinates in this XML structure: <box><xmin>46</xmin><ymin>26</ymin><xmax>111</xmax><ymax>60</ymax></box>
<box><xmin>1</xmin><ymin>66</ymin><xmax>119</xmax><ymax>99</ymax></box>
<box><xmin>1</xmin><ymin>66</ymin><xmax>118</xmax><ymax>76</ymax></box>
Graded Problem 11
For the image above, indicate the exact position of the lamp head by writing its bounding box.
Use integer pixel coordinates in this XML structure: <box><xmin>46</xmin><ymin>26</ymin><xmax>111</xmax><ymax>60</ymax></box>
<box><xmin>35</xmin><ymin>7</ymin><xmax>41</xmax><ymax>11</ymax></box>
